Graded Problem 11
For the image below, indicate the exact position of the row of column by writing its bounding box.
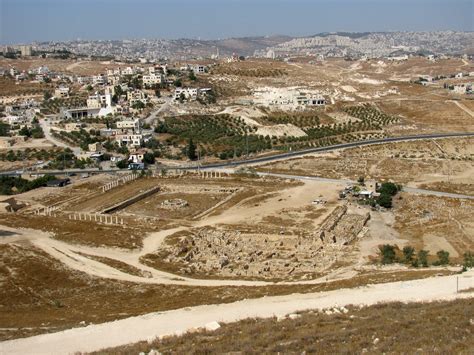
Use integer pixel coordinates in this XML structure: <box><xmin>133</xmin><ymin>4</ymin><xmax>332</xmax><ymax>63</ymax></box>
<box><xmin>34</xmin><ymin>206</ymin><xmax>58</xmax><ymax>216</ymax></box>
<box><xmin>102</xmin><ymin>173</ymin><xmax>138</xmax><ymax>192</ymax></box>
<box><xmin>69</xmin><ymin>213</ymin><xmax>124</xmax><ymax>225</ymax></box>
<box><xmin>152</xmin><ymin>170</ymin><xmax>230</xmax><ymax>179</ymax></box>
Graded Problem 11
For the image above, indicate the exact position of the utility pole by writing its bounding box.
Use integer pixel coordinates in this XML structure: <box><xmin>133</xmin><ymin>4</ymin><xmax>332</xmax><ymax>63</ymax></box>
<box><xmin>246</xmin><ymin>129</ymin><xmax>249</xmax><ymax>158</ymax></box>
<box><xmin>197</xmin><ymin>145</ymin><xmax>201</xmax><ymax>174</ymax></box>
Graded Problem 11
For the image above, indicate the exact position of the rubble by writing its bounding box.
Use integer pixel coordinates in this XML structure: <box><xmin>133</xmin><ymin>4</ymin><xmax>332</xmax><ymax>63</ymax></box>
<box><xmin>152</xmin><ymin>205</ymin><xmax>370</xmax><ymax>280</ymax></box>
<box><xmin>160</xmin><ymin>199</ymin><xmax>189</xmax><ymax>210</ymax></box>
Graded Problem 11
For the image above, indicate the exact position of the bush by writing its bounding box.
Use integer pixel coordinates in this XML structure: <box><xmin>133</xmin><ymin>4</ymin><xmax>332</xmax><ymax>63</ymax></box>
<box><xmin>433</xmin><ymin>250</ymin><xmax>450</xmax><ymax>266</ymax></box>
<box><xmin>379</xmin><ymin>244</ymin><xmax>397</xmax><ymax>264</ymax></box>
<box><xmin>403</xmin><ymin>246</ymin><xmax>415</xmax><ymax>263</ymax></box>
<box><xmin>378</xmin><ymin>182</ymin><xmax>400</xmax><ymax>196</ymax></box>
<box><xmin>143</xmin><ymin>152</ymin><xmax>155</xmax><ymax>164</ymax></box>
<box><xmin>418</xmin><ymin>249</ymin><xmax>429</xmax><ymax>267</ymax></box>
<box><xmin>116</xmin><ymin>159</ymin><xmax>128</xmax><ymax>169</ymax></box>
<box><xmin>462</xmin><ymin>252</ymin><xmax>473</xmax><ymax>271</ymax></box>
<box><xmin>377</xmin><ymin>193</ymin><xmax>393</xmax><ymax>208</ymax></box>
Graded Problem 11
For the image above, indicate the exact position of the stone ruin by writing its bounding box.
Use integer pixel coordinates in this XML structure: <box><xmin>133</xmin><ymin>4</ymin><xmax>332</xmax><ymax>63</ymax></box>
<box><xmin>160</xmin><ymin>198</ymin><xmax>189</xmax><ymax>210</ymax></box>
<box><xmin>155</xmin><ymin>205</ymin><xmax>370</xmax><ymax>280</ymax></box>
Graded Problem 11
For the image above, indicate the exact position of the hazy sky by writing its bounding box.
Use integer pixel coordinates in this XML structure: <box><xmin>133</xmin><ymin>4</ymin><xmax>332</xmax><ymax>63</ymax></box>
<box><xmin>1</xmin><ymin>0</ymin><xmax>472</xmax><ymax>44</ymax></box>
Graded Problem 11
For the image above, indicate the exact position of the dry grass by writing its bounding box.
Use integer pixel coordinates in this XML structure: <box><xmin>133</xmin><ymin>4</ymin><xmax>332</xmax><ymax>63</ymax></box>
<box><xmin>76</xmin><ymin>253</ymin><xmax>148</xmax><ymax>277</ymax></box>
<box><xmin>0</xmin><ymin>214</ymin><xmax>150</xmax><ymax>249</ymax></box>
<box><xmin>257</xmin><ymin>138</ymin><xmax>474</xmax><ymax>192</ymax></box>
<box><xmin>95</xmin><ymin>298</ymin><xmax>474</xmax><ymax>354</ymax></box>
<box><xmin>0</xmin><ymin>243</ymin><xmax>455</xmax><ymax>341</ymax></box>
<box><xmin>393</xmin><ymin>193</ymin><xmax>474</xmax><ymax>260</ymax></box>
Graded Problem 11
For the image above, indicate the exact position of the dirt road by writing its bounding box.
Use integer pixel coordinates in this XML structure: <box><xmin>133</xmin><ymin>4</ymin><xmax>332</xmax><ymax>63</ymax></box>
<box><xmin>1</xmin><ymin>271</ymin><xmax>472</xmax><ymax>354</ymax></box>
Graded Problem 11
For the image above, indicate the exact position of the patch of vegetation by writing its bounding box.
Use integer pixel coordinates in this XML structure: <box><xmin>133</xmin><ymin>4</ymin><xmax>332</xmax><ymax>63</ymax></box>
<box><xmin>212</xmin><ymin>66</ymin><xmax>287</xmax><ymax>77</ymax></box>
<box><xmin>0</xmin><ymin>147</ymin><xmax>66</xmax><ymax>162</ymax></box>
<box><xmin>0</xmin><ymin>122</ymin><xmax>10</xmax><ymax>136</ymax></box>
<box><xmin>378</xmin><ymin>244</ymin><xmax>452</xmax><ymax>267</ymax></box>
<box><xmin>155</xmin><ymin>114</ymin><xmax>271</xmax><ymax>159</ymax></box>
<box><xmin>18</xmin><ymin>120</ymin><xmax>45</xmax><ymax>139</ymax></box>
<box><xmin>376</xmin><ymin>182</ymin><xmax>402</xmax><ymax>208</ymax></box>
<box><xmin>343</xmin><ymin>104</ymin><xmax>400</xmax><ymax>126</ymax></box>
<box><xmin>0</xmin><ymin>175</ymin><xmax>56</xmax><ymax>195</ymax></box>
<box><xmin>46</xmin><ymin>148</ymin><xmax>92</xmax><ymax>170</ymax></box>
<box><xmin>40</xmin><ymin>96</ymin><xmax>87</xmax><ymax>114</ymax></box>
<box><xmin>51</xmin><ymin>128</ymin><xmax>104</xmax><ymax>151</ymax></box>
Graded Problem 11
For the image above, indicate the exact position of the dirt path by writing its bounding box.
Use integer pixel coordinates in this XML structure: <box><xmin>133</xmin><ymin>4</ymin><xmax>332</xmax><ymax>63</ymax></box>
<box><xmin>450</xmin><ymin>100</ymin><xmax>474</xmax><ymax>118</ymax></box>
<box><xmin>256</xmin><ymin>171</ymin><xmax>474</xmax><ymax>200</ymax></box>
<box><xmin>2</xmin><ymin>271</ymin><xmax>472</xmax><ymax>354</ymax></box>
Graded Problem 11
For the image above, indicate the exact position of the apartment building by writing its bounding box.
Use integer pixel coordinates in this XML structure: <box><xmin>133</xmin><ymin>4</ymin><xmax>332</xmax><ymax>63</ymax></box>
<box><xmin>143</xmin><ymin>73</ymin><xmax>164</xmax><ymax>86</ymax></box>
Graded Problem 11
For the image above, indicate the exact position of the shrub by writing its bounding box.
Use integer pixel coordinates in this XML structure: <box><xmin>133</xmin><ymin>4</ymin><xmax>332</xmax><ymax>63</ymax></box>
<box><xmin>434</xmin><ymin>250</ymin><xmax>450</xmax><ymax>266</ymax></box>
<box><xmin>378</xmin><ymin>182</ymin><xmax>400</xmax><ymax>196</ymax></box>
<box><xmin>403</xmin><ymin>246</ymin><xmax>415</xmax><ymax>263</ymax></box>
<box><xmin>418</xmin><ymin>249</ymin><xmax>429</xmax><ymax>267</ymax></box>
<box><xmin>462</xmin><ymin>252</ymin><xmax>473</xmax><ymax>271</ymax></box>
<box><xmin>377</xmin><ymin>193</ymin><xmax>393</xmax><ymax>208</ymax></box>
<box><xmin>379</xmin><ymin>244</ymin><xmax>397</xmax><ymax>264</ymax></box>
<box><xmin>116</xmin><ymin>159</ymin><xmax>128</xmax><ymax>169</ymax></box>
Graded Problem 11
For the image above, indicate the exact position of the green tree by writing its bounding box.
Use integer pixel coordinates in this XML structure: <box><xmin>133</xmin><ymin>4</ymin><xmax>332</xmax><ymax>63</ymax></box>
<box><xmin>186</xmin><ymin>138</ymin><xmax>197</xmax><ymax>161</ymax></box>
<box><xmin>43</xmin><ymin>91</ymin><xmax>52</xmax><ymax>101</ymax></box>
<box><xmin>19</xmin><ymin>126</ymin><xmax>31</xmax><ymax>138</ymax></box>
<box><xmin>434</xmin><ymin>250</ymin><xmax>450</xmax><ymax>266</ymax></box>
<box><xmin>403</xmin><ymin>246</ymin><xmax>415</xmax><ymax>263</ymax></box>
<box><xmin>131</xmin><ymin>101</ymin><xmax>146</xmax><ymax>110</ymax></box>
<box><xmin>116</xmin><ymin>159</ymin><xmax>128</xmax><ymax>169</ymax></box>
<box><xmin>377</xmin><ymin>193</ymin><xmax>393</xmax><ymax>208</ymax></box>
<box><xmin>379</xmin><ymin>244</ymin><xmax>397</xmax><ymax>264</ymax></box>
<box><xmin>0</xmin><ymin>122</ymin><xmax>10</xmax><ymax>136</ymax></box>
<box><xmin>189</xmin><ymin>71</ymin><xmax>197</xmax><ymax>81</ymax></box>
<box><xmin>143</xmin><ymin>152</ymin><xmax>155</xmax><ymax>164</ymax></box>
<box><xmin>379</xmin><ymin>182</ymin><xmax>400</xmax><ymax>196</ymax></box>
<box><xmin>418</xmin><ymin>249</ymin><xmax>429</xmax><ymax>267</ymax></box>
<box><xmin>462</xmin><ymin>252</ymin><xmax>473</xmax><ymax>271</ymax></box>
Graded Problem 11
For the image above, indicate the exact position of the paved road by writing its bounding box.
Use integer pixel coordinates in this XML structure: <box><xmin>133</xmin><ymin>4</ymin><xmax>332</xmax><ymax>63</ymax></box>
<box><xmin>195</xmin><ymin>132</ymin><xmax>474</xmax><ymax>169</ymax></box>
<box><xmin>1</xmin><ymin>270</ymin><xmax>472</xmax><ymax>354</ymax></box>
<box><xmin>2</xmin><ymin>132</ymin><xmax>473</xmax><ymax>177</ymax></box>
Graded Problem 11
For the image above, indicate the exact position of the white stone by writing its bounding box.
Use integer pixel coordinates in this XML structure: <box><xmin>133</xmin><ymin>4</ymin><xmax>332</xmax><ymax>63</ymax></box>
<box><xmin>204</xmin><ymin>321</ymin><xmax>221</xmax><ymax>331</ymax></box>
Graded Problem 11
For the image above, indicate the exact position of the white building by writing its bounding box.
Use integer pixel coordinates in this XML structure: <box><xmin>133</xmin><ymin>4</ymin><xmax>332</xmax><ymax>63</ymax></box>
<box><xmin>122</xmin><ymin>67</ymin><xmax>136</xmax><ymax>75</ymax></box>
<box><xmin>143</xmin><ymin>73</ymin><xmax>163</xmax><ymax>86</ymax></box>
<box><xmin>117</xmin><ymin>118</ymin><xmax>141</xmax><ymax>133</ymax></box>
<box><xmin>77</xmin><ymin>76</ymin><xmax>92</xmax><ymax>85</ymax></box>
<box><xmin>87</xmin><ymin>92</ymin><xmax>112</xmax><ymax>108</ymax></box>
<box><xmin>3</xmin><ymin>115</ymin><xmax>28</xmax><ymax>126</ymax></box>
<box><xmin>174</xmin><ymin>87</ymin><xmax>198</xmax><ymax>101</ymax></box>
<box><xmin>191</xmin><ymin>64</ymin><xmax>206</xmax><ymax>74</ymax></box>
<box><xmin>54</xmin><ymin>86</ymin><xmax>70</xmax><ymax>99</ymax></box>
<box><xmin>127</xmin><ymin>90</ymin><xmax>148</xmax><ymax>105</ymax></box>
<box><xmin>19</xmin><ymin>45</ymin><xmax>32</xmax><ymax>57</ymax></box>
<box><xmin>92</xmin><ymin>74</ymin><xmax>107</xmax><ymax>86</ymax></box>
<box><xmin>115</xmin><ymin>133</ymin><xmax>144</xmax><ymax>148</ymax></box>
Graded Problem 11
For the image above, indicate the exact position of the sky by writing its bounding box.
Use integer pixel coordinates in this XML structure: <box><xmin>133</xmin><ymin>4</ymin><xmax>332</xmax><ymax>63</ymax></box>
<box><xmin>0</xmin><ymin>0</ymin><xmax>472</xmax><ymax>44</ymax></box>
